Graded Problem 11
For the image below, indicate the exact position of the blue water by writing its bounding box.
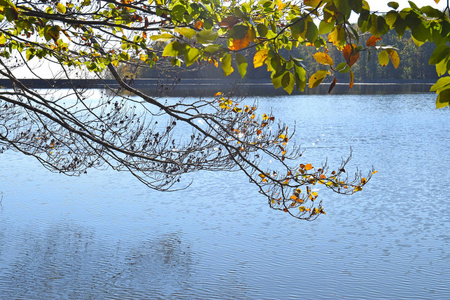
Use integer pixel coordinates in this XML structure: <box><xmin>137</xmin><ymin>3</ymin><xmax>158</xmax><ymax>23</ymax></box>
<box><xmin>0</xmin><ymin>93</ymin><xmax>449</xmax><ymax>299</ymax></box>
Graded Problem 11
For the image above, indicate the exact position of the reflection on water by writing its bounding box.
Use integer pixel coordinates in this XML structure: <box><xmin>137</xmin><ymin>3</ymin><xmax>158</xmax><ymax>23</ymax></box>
<box><xmin>0</xmin><ymin>93</ymin><xmax>449</xmax><ymax>299</ymax></box>
<box><xmin>0</xmin><ymin>223</ymin><xmax>192</xmax><ymax>299</ymax></box>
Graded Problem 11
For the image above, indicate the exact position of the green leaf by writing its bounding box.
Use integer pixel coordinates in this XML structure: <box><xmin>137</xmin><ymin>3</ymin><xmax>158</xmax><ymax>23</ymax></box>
<box><xmin>162</xmin><ymin>41</ymin><xmax>186</xmax><ymax>57</ymax></box>
<box><xmin>282</xmin><ymin>71</ymin><xmax>295</xmax><ymax>94</ymax></box>
<box><xmin>170</xmin><ymin>4</ymin><xmax>186</xmax><ymax>21</ymax></box>
<box><xmin>290</xmin><ymin>18</ymin><xmax>305</xmax><ymax>39</ymax></box>
<box><xmin>150</xmin><ymin>33</ymin><xmax>175</xmax><ymax>42</ymax></box>
<box><xmin>393</xmin><ymin>16</ymin><xmax>407</xmax><ymax>37</ymax></box>
<box><xmin>271</xmin><ymin>73</ymin><xmax>283</xmax><ymax>89</ymax></box>
<box><xmin>337</xmin><ymin>62</ymin><xmax>350</xmax><ymax>73</ymax></box>
<box><xmin>305</xmin><ymin>21</ymin><xmax>318</xmax><ymax>42</ymax></box>
<box><xmin>294</xmin><ymin>65</ymin><xmax>306</xmax><ymax>92</ymax></box>
<box><xmin>222</xmin><ymin>53</ymin><xmax>234</xmax><ymax>76</ymax></box>
<box><xmin>235</xmin><ymin>53</ymin><xmax>247</xmax><ymax>78</ymax></box>
<box><xmin>387</xmin><ymin>2</ymin><xmax>399</xmax><ymax>9</ymax></box>
<box><xmin>421</xmin><ymin>6</ymin><xmax>444</xmax><ymax>18</ymax></box>
<box><xmin>257</xmin><ymin>24</ymin><xmax>268</xmax><ymax>37</ymax></box>
<box><xmin>436</xmin><ymin>58</ymin><xmax>449</xmax><ymax>76</ymax></box>
<box><xmin>378</xmin><ymin>50</ymin><xmax>389</xmax><ymax>67</ymax></box>
<box><xmin>318</xmin><ymin>20</ymin><xmax>335</xmax><ymax>35</ymax></box>
<box><xmin>385</xmin><ymin>11</ymin><xmax>398</xmax><ymax>28</ymax></box>
<box><xmin>203</xmin><ymin>44</ymin><xmax>222</xmax><ymax>54</ymax></box>
<box><xmin>185</xmin><ymin>47</ymin><xmax>200</xmax><ymax>66</ymax></box>
<box><xmin>429</xmin><ymin>44</ymin><xmax>450</xmax><ymax>65</ymax></box>
<box><xmin>196</xmin><ymin>30</ymin><xmax>218</xmax><ymax>44</ymax></box>
<box><xmin>436</xmin><ymin>88</ymin><xmax>450</xmax><ymax>109</ymax></box>
<box><xmin>408</xmin><ymin>1</ymin><xmax>419</xmax><ymax>10</ymax></box>
<box><xmin>430</xmin><ymin>76</ymin><xmax>450</xmax><ymax>92</ymax></box>
<box><xmin>175</xmin><ymin>27</ymin><xmax>197</xmax><ymax>39</ymax></box>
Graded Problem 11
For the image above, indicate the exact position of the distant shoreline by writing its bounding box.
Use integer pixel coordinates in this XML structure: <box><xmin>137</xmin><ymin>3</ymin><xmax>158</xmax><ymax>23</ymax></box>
<box><xmin>0</xmin><ymin>78</ymin><xmax>434</xmax><ymax>96</ymax></box>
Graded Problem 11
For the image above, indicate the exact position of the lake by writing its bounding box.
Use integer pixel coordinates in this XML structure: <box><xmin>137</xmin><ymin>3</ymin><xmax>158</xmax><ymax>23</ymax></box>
<box><xmin>0</xmin><ymin>93</ymin><xmax>449</xmax><ymax>299</ymax></box>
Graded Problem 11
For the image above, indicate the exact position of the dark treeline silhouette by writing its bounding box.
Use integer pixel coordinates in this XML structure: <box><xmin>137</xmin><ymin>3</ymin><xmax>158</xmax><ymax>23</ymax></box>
<box><xmin>139</xmin><ymin>30</ymin><xmax>438</xmax><ymax>84</ymax></box>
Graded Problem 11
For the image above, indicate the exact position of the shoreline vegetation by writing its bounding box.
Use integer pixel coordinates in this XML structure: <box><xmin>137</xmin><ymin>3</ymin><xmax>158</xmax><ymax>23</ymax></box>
<box><xmin>0</xmin><ymin>78</ymin><xmax>434</xmax><ymax>97</ymax></box>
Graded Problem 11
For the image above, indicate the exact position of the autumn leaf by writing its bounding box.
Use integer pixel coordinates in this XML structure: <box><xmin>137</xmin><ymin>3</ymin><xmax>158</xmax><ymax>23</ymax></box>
<box><xmin>305</xmin><ymin>163</ymin><xmax>313</xmax><ymax>170</ymax></box>
<box><xmin>328</xmin><ymin>77</ymin><xmax>337</xmax><ymax>93</ymax></box>
<box><xmin>57</xmin><ymin>2</ymin><xmax>66</xmax><ymax>14</ymax></box>
<box><xmin>304</xmin><ymin>0</ymin><xmax>322</xmax><ymax>8</ymax></box>
<box><xmin>366</xmin><ymin>36</ymin><xmax>381</xmax><ymax>47</ymax></box>
<box><xmin>230</xmin><ymin>29</ymin><xmax>254</xmax><ymax>51</ymax></box>
<box><xmin>313</xmin><ymin>52</ymin><xmax>334</xmax><ymax>65</ymax></box>
<box><xmin>219</xmin><ymin>16</ymin><xmax>241</xmax><ymax>29</ymax></box>
<box><xmin>308</xmin><ymin>70</ymin><xmax>328</xmax><ymax>88</ymax></box>
<box><xmin>387</xmin><ymin>49</ymin><xmax>400</xmax><ymax>69</ymax></box>
<box><xmin>342</xmin><ymin>44</ymin><xmax>360</xmax><ymax>66</ymax></box>
<box><xmin>253</xmin><ymin>49</ymin><xmax>269</xmax><ymax>68</ymax></box>
<box><xmin>349</xmin><ymin>70</ymin><xmax>354</xmax><ymax>89</ymax></box>
<box><xmin>194</xmin><ymin>20</ymin><xmax>203</xmax><ymax>30</ymax></box>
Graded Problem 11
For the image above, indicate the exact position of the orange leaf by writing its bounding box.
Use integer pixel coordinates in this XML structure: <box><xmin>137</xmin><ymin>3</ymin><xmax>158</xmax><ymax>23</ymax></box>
<box><xmin>230</xmin><ymin>30</ymin><xmax>254</xmax><ymax>51</ymax></box>
<box><xmin>194</xmin><ymin>20</ymin><xmax>203</xmax><ymax>30</ymax></box>
<box><xmin>305</xmin><ymin>163</ymin><xmax>313</xmax><ymax>170</ymax></box>
<box><xmin>366</xmin><ymin>36</ymin><xmax>381</xmax><ymax>47</ymax></box>
<box><xmin>342</xmin><ymin>44</ymin><xmax>360</xmax><ymax>67</ymax></box>
<box><xmin>349</xmin><ymin>70</ymin><xmax>354</xmax><ymax>89</ymax></box>
<box><xmin>257</xmin><ymin>129</ymin><xmax>262</xmax><ymax>135</ymax></box>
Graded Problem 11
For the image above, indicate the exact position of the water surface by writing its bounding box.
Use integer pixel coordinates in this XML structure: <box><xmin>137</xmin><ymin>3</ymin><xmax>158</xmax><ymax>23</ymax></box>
<box><xmin>0</xmin><ymin>93</ymin><xmax>449</xmax><ymax>299</ymax></box>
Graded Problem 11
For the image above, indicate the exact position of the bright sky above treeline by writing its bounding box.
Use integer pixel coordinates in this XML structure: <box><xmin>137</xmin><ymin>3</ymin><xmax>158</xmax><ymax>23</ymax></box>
<box><xmin>369</xmin><ymin>0</ymin><xmax>446</xmax><ymax>12</ymax></box>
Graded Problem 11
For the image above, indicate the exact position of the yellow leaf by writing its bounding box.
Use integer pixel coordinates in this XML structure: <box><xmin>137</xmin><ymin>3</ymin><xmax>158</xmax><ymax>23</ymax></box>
<box><xmin>435</xmin><ymin>0</ymin><xmax>440</xmax><ymax>3</ymax></box>
<box><xmin>361</xmin><ymin>177</ymin><xmax>367</xmax><ymax>185</ymax></box>
<box><xmin>253</xmin><ymin>49</ymin><xmax>269</xmax><ymax>68</ymax></box>
<box><xmin>139</xmin><ymin>53</ymin><xmax>148</xmax><ymax>61</ymax></box>
<box><xmin>328</xmin><ymin>26</ymin><xmax>345</xmax><ymax>47</ymax></box>
<box><xmin>299</xmin><ymin>206</ymin><xmax>306</xmax><ymax>212</ymax></box>
<box><xmin>304</xmin><ymin>0</ymin><xmax>322</xmax><ymax>7</ymax></box>
<box><xmin>378</xmin><ymin>50</ymin><xmax>389</xmax><ymax>67</ymax></box>
<box><xmin>276</xmin><ymin>0</ymin><xmax>287</xmax><ymax>10</ymax></box>
<box><xmin>313</xmin><ymin>52</ymin><xmax>334</xmax><ymax>65</ymax></box>
<box><xmin>308</xmin><ymin>70</ymin><xmax>328</xmax><ymax>88</ymax></box>
<box><xmin>311</xmin><ymin>191</ymin><xmax>318</xmax><ymax>197</ymax></box>
<box><xmin>387</xmin><ymin>49</ymin><xmax>400</xmax><ymax>69</ymax></box>
<box><xmin>57</xmin><ymin>3</ymin><xmax>66</xmax><ymax>14</ymax></box>
<box><xmin>290</xmin><ymin>195</ymin><xmax>298</xmax><ymax>201</ymax></box>
<box><xmin>372</xmin><ymin>170</ymin><xmax>378</xmax><ymax>175</ymax></box>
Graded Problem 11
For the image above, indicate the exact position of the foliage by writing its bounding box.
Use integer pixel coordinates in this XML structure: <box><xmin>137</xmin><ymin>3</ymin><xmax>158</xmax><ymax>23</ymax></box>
<box><xmin>14</xmin><ymin>0</ymin><xmax>450</xmax><ymax>220</ymax></box>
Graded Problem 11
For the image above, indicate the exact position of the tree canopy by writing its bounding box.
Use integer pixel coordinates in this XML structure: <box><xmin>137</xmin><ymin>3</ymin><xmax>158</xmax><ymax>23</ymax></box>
<box><xmin>4</xmin><ymin>0</ymin><xmax>448</xmax><ymax>219</ymax></box>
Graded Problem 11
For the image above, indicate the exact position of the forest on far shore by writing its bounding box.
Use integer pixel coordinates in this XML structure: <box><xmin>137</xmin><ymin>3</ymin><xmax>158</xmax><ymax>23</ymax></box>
<box><xmin>133</xmin><ymin>30</ymin><xmax>437</xmax><ymax>84</ymax></box>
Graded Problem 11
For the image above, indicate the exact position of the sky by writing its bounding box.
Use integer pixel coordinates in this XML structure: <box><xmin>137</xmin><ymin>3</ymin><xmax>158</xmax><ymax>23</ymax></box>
<box><xmin>368</xmin><ymin>0</ymin><xmax>447</xmax><ymax>12</ymax></box>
